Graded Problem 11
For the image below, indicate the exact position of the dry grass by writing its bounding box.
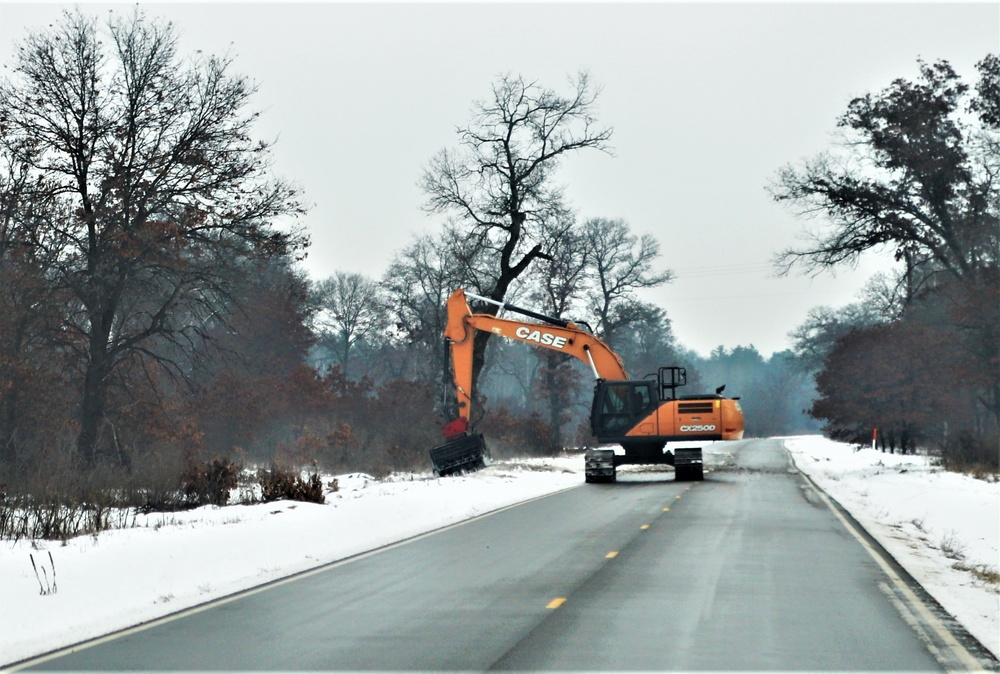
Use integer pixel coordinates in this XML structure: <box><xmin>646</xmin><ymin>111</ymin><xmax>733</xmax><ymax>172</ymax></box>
<box><xmin>952</xmin><ymin>561</ymin><xmax>1000</xmax><ymax>591</ymax></box>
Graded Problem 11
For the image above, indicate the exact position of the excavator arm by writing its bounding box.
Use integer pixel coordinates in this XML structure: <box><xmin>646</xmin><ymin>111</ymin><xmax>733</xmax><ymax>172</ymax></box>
<box><xmin>444</xmin><ymin>288</ymin><xmax>627</xmax><ymax>425</ymax></box>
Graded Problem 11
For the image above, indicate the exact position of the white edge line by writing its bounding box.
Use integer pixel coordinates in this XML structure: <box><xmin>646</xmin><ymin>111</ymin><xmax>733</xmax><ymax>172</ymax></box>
<box><xmin>786</xmin><ymin>447</ymin><xmax>983</xmax><ymax>671</ymax></box>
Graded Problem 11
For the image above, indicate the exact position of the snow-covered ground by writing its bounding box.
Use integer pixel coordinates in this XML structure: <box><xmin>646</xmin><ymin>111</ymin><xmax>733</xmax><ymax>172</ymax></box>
<box><xmin>0</xmin><ymin>457</ymin><xmax>583</xmax><ymax>666</ymax></box>
<box><xmin>1</xmin><ymin>437</ymin><xmax>997</xmax><ymax>667</ymax></box>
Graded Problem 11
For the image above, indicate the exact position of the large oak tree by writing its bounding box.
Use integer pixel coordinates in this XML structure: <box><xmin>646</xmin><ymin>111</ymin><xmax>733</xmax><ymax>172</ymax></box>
<box><xmin>771</xmin><ymin>57</ymin><xmax>998</xmax><ymax>288</ymax></box>
<box><xmin>420</xmin><ymin>72</ymin><xmax>612</xmax><ymax>409</ymax></box>
<box><xmin>0</xmin><ymin>9</ymin><xmax>306</xmax><ymax>465</ymax></box>
<box><xmin>772</xmin><ymin>56</ymin><xmax>999</xmax><ymax>461</ymax></box>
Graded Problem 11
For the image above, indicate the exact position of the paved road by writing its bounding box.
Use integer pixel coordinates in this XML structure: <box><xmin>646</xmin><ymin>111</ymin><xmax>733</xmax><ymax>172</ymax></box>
<box><xmin>23</xmin><ymin>439</ymin><xmax>992</xmax><ymax>671</ymax></box>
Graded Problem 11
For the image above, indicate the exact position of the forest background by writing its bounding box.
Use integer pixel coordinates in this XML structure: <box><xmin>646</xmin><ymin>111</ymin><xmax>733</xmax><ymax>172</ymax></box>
<box><xmin>0</xmin><ymin>9</ymin><xmax>996</xmax><ymax>538</ymax></box>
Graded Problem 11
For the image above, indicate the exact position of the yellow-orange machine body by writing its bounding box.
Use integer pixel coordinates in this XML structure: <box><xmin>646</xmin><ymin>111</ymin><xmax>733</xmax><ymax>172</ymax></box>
<box><xmin>430</xmin><ymin>289</ymin><xmax>744</xmax><ymax>481</ymax></box>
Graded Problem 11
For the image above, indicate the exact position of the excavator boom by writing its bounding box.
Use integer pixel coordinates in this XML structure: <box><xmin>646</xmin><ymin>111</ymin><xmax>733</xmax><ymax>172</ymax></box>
<box><xmin>444</xmin><ymin>289</ymin><xmax>627</xmax><ymax>425</ymax></box>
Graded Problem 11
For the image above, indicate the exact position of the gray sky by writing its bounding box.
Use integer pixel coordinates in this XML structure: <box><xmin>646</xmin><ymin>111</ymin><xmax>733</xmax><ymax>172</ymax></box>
<box><xmin>2</xmin><ymin>2</ymin><xmax>997</xmax><ymax>357</ymax></box>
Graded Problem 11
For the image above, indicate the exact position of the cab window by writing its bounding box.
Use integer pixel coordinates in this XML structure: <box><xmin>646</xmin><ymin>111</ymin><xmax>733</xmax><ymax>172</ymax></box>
<box><xmin>598</xmin><ymin>384</ymin><xmax>631</xmax><ymax>432</ymax></box>
<box><xmin>633</xmin><ymin>382</ymin><xmax>654</xmax><ymax>414</ymax></box>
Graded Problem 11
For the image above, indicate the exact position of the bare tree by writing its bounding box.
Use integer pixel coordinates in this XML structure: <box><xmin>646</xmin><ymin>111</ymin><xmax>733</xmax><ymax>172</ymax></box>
<box><xmin>607</xmin><ymin>301</ymin><xmax>678</xmax><ymax>377</ymax></box>
<box><xmin>580</xmin><ymin>217</ymin><xmax>673</xmax><ymax>347</ymax></box>
<box><xmin>311</xmin><ymin>272</ymin><xmax>384</xmax><ymax>377</ymax></box>
<box><xmin>524</xmin><ymin>219</ymin><xmax>592</xmax><ymax>449</ymax></box>
<box><xmin>529</xmin><ymin>219</ymin><xmax>591</xmax><ymax>319</ymax></box>
<box><xmin>0</xmin><ymin>9</ymin><xmax>306</xmax><ymax>465</ymax></box>
<box><xmin>770</xmin><ymin>57</ymin><xmax>999</xmax><ymax>286</ymax></box>
<box><xmin>420</xmin><ymin>72</ymin><xmax>612</xmax><ymax>398</ymax></box>
<box><xmin>382</xmin><ymin>229</ymin><xmax>476</xmax><ymax>349</ymax></box>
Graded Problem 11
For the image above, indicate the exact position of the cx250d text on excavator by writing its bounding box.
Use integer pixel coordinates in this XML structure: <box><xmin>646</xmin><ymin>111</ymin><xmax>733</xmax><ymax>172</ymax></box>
<box><xmin>428</xmin><ymin>288</ymin><xmax>745</xmax><ymax>482</ymax></box>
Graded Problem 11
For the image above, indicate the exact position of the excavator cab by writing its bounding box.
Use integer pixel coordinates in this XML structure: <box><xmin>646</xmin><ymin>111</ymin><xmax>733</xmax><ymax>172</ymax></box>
<box><xmin>590</xmin><ymin>367</ymin><xmax>687</xmax><ymax>441</ymax></box>
<box><xmin>591</xmin><ymin>380</ymin><xmax>658</xmax><ymax>438</ymax></box>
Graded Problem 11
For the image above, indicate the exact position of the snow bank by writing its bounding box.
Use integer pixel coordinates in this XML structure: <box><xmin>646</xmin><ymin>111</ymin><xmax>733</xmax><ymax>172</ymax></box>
<box><xmin>0</xmin><ymin>457</ymin><xmax>581</xmax><ymax>666</ymax></box>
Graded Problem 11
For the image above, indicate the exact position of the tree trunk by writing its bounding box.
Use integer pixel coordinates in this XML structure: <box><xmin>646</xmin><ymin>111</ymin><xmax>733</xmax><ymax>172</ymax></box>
<box><xmin>78</xmin><ymin>357</ymin><xmax>108</xmax><ymax>465</ymax></box>
<box><xmin>467</xmin><ymin>243</ymin><xmax>548</xmax><ymax>406</ymax></box>
<box><xmin>468</xmin><ymin>281</ymin><xmax>514</xmax><ymax>415</ymax></box>
<box><xmin>0</xmin><ymin>386</ymin><xmax>18</xmax><ymax>464</ymax></box>
<box><xmin>77</xmin><ymin>314</ymin><xmax>114</xmax><ymax>465</ymax></box>
<box><xmin>545</xmin><ymin>352</ymin><xmax>563</xmax><ymax>452</ymax></box>
<box><xmin>0</xmin><ymin>318</ymin><xmax>30</xmax><ymax>464</ymax></box>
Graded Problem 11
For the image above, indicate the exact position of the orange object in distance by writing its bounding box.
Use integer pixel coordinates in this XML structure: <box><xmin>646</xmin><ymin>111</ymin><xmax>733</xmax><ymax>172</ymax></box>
<box><xmin>445</xmin><ymin>288</ymin><xmax>627</xmax><ymax>422</ymax></box>
<box><xmin>443</xmin><ymin>288</ymin><xmax>745</xmax><ymax>447</ymax></box>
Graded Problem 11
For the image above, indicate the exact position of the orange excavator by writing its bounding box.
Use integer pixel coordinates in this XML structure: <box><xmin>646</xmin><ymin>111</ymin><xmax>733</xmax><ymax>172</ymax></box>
<box><xmin>429</xmin><ymin>288</ymin><xmax>745</xmax><ymax>482</ymax></box>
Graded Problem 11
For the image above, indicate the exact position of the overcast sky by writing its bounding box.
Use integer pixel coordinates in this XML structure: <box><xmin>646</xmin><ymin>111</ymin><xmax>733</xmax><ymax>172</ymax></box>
<box><xmin>1</xmin><ymin>2</ymin><xmax>997</xmax><ymax>357</ymax></box>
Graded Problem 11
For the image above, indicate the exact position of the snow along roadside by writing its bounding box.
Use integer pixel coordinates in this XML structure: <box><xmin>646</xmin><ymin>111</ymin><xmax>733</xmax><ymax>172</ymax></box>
<box><xmin>783</xmin><ymin>435</ymin><xmax>999</xmax><ymax>659</ymax></box>
<box><xmin>0</xmin><ymin>458</ymin><xmax>582</xmax><ymax>667</ymax></box>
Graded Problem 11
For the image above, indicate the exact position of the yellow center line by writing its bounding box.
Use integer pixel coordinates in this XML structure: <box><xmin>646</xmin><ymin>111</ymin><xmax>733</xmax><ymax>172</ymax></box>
<box><xmin>640</xmin><ymin>524</ymin><xmax>650</xmax><ymax>530</ymax></box>
<box><xmin>675</xmin><ymin>495</ymin><xmax>682</xmax><ymax>499</ymax></box>
<box><xmin>663</xmin><ymin>507</ymin><xmax>670</xmax><ymax>512</ymax></box>
<box><xmin>546</xmin><ymin>597</ymin><xmax>567</xmax><ymax>609</ymax></box>
<box><xmin>606</xmin><ymin>551</ymin><xmax>619</xmax><ymax>558</ymax></box>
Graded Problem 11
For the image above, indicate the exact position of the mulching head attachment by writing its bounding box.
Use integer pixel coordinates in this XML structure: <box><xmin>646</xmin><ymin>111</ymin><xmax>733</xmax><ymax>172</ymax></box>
<box><xmin>429</xmin><ymin>433</ymin><xmax>488</xmax><ymax>477</ymax></box>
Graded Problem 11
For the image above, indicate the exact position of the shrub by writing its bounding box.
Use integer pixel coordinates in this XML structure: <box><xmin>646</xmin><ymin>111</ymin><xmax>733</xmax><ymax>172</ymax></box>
<box><xmin>480</xmin><ymin>407</ymin><xmax>556</xmax><ymax>459</ymax></box>
<box><xmin>181</xmin><ymin>455</ymin><xmax>241</xmax><ymax>507</ymax></box>
<box><xmin>0</xmin><ymin>461</ymin><xmax>135</xmax><ymax>541</ymax></box>
<box><xmin>939</xmin><ymin>431</ymin><xmax>1000</xmax><ymax>477</ymax></box>
<box><xmin>256</xmin><ymin>463</ymin><xmax>325</xmax><ymax>504</ymax></box>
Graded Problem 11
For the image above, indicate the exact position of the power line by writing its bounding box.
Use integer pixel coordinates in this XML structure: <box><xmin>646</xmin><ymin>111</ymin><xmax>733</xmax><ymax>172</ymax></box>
<box><xmin>660</xmin><ymin>288</ymin><xmax>855</xmax><ymax>302</ymax></box>
<box><xmin>667</xmin><ymin>262</ymin><xmax>777</xmax><ymax>279</ymax></box>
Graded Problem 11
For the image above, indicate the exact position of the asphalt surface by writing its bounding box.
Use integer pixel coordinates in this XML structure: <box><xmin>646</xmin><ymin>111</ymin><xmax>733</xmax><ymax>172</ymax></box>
<box><xmin>22</xmin><ymin>438</ymin><xmax>992</xmax><ymax>671</ymax></box>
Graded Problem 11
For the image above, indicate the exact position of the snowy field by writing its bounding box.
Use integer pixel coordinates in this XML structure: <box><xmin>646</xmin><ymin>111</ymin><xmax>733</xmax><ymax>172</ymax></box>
<box><xmin>1</xmin><ymin>436</ymin><xmax>997</xmax><ymax>667</ymax></box>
